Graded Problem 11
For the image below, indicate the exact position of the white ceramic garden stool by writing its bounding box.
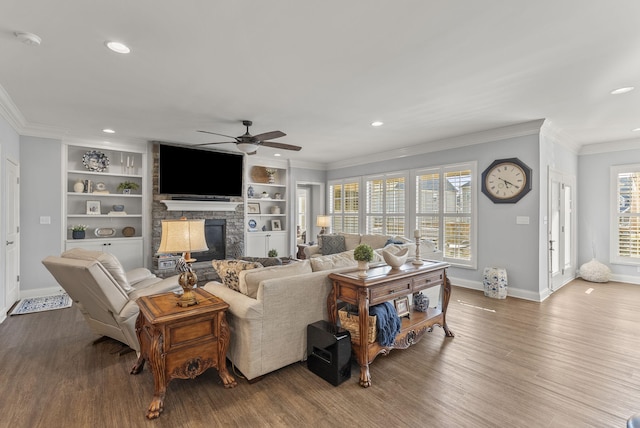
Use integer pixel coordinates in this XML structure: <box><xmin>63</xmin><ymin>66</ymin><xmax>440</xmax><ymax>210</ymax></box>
<box><xmin>483</xmin><ymin>267</ymin><xmax>508</xmax><ymax>299</ymax></box>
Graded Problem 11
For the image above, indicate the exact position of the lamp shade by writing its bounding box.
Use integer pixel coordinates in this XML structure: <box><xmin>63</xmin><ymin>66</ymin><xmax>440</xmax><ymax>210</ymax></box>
<box><xmin>316</xmin><ymin>215</ymin><xmax>331</xmax><ymax>228</ymax></box>
<box><xmin>157</xmin><ymin>219</ymin><xmax>208</xmax><ymax>254</ymax></box>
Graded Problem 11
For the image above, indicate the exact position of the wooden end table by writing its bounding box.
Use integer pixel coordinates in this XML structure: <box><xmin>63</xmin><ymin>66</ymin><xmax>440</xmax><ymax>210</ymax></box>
<box><xmin>328</xmin><ymin>260</ymin><xmax>454</xmax><ymax>388</ymax></box>
<box><xmin>130</xmin><ymin>288</ymin><xmax>237</xmax><ymax>419</ymax></box>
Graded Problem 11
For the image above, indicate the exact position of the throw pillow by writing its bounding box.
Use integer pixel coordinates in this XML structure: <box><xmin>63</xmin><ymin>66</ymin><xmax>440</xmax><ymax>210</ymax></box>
<box><xmin>239</xmin><ymin>260</ymin><xmax>312</xmax><ymax>298</ymax></box>
<box><xmin>211</xmin><ymin>260</ymin><xmax>263</xmax><ymax>292</ymax></box>
<box><xmin>361</xmin><ymin>234</ymin><xmax>393</xmax><ymax>250</ymax></box>
<box><xmin>385</xmin><ymin>238</ymin><xmax>406</xmax><ymax>246</ymax></box>
<box><xmin>321</xmin><ymin>234</ymin><xmax>347</xmax><ymax>255</ymax></box>
<box><xmin>309</xmin><ymin>251</ymin><xmax>357</xmax><ymax>272</ymax></box>
<box><xmin>240</xmin><ymin>256</ymin><xmax>283</xmax><ymax>267</ymax></box>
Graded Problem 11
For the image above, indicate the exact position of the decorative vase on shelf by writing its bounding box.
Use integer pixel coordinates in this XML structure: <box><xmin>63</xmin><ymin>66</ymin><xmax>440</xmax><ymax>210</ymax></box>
<box><xmin>247</xmin><ymin>185</ymin><xmax>254</xmax><ymax>198</ymax></box>
<box><xmin>72</xmin><ymin>230</ymin><xmax>85</xmax><ymax>239</ymax></box>
<box><xmin>73</xmin><ymin>179</ymin><xmax>84</xmax><ymax>193</ymax></box>
<box><xmin>265</xmin><ymin>168</ymin><xmax>277</xmax><ymax>184</ymax></box>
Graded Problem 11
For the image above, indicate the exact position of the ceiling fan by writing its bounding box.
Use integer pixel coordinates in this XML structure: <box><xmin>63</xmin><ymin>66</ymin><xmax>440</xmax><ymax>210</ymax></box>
<box><xmin>196</xmin><ymin>120</ymin><xmax>302</xmax><ymax>154</ymax></box>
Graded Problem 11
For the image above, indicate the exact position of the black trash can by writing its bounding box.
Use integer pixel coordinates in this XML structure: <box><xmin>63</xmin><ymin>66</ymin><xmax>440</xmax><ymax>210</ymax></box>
<box><xmin>306</xmin><ymin>320</ymin><xmax>351</xmax><ymax>386</ymax></box>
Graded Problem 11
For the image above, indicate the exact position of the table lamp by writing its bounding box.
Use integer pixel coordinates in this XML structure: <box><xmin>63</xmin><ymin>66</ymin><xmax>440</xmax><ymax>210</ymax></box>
<box><xmin>316</xmin><ymin>215</ymin><xmax>331</xmax><ymax>235</ymax></box>
<box><xmin>157</xmin><ymin>217</ymin><xmax>208</xmax><ymax>307</ymax></box>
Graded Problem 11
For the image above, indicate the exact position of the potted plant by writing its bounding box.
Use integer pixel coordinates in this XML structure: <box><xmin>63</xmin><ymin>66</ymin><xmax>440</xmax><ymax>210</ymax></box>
<box><xmin>353</xmin><ymin>243</ymin><xmax>374</xmax><ymax>277</ymax></box>
<box><xmin>268</xmin><ymin>249</ymin><xmax>278</xmax><ymax>257</ymax></box>
<box><xmin>70</xmin><ymin>224</ymin><xmax>88</xmax><ymax>239</ymax></box>
<box><xmin>117</xmin><ymin>181</ymin><xmax>140</xmax><ymax>194</ymax></box>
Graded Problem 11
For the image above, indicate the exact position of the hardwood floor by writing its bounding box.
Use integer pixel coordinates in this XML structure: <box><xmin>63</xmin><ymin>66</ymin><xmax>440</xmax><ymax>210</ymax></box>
<box><xmin>1</xmin><ymin>279</ymin><xmax>639</xmax><ymax>427</ymax></box>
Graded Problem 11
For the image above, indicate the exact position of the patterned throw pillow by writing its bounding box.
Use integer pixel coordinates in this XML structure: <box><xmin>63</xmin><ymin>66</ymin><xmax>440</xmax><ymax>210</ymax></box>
<box><xmin>211</xmin><ymin>260</ymin><xmax>263</xmax><ymax>292</ymax></box>
<box><xmin>321</xmin><ymin>234</ymin><xmax>347</xmax><ymax>255</ymax></box>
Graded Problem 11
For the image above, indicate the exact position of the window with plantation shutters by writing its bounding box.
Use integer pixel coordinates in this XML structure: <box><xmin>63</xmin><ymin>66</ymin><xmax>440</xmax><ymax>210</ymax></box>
<box><xmin>611</xmin><ymin>164</ymin><xmax>640</xmax><ymax>265</ymax></box>
<box><xmin>415</xmin><ymin>163</ymin><xmax>475</xmax><ymax>268</ymax></box>
<box><xmin>364</xmin><ymin>173</ymin><xmax>407</xmax><ymax>237</ymax></box>
<box><xmin>327</xmin><ymin>161</ymin><xmax>475</xmax><ymax>268</ymax></box>
<box><xmin>329</xmin><ymin>180</ymin><xmax>360</xmax><ymax>234</ymax></box>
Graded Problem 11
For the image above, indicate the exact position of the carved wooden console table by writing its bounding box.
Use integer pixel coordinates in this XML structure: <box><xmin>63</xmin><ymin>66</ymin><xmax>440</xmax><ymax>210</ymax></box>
<box><xmin>131</xmin><ymin>288</ymin><xmax>237</xmax><ymax>419</ymax></box>
<box><xmin>328</xmin><ymin>260</ymin><xmax>454</xmax><ymax>387</ymax></box>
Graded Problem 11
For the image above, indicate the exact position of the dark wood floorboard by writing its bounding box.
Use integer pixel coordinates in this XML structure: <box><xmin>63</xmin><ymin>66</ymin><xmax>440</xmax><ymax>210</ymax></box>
<box><xmin>1</xmin><ymin>279</ymin><xmax>639</xmax><ymax>427</ymax></box>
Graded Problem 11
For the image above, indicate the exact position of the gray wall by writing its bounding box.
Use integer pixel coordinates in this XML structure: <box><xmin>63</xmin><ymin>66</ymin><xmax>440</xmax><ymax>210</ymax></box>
<box><xmin>19</xmin><ymin>136</ymin><xmax>64</xmax><ymax>293</ymax></box>
<box><xmin>578</xmin><ymin>146</ymin><xmax>640</xmax><ymax>283</ymax></box>
<box><xmin>327</xmin><ymin>133</ymin><xmax>544</xmax><ymax>300</ymax></box>
<box><xmin>0</xmin><ymin>115</ymin><xmax>20</xmax><ymax>314</ymax></box>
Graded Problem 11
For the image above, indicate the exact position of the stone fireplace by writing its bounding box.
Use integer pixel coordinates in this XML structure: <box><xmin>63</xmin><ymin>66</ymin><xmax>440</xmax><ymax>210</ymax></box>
<box><xmin>151</xmin><ymin>143</ymin><xmax>245</xmax><ymax>284</ymax></box>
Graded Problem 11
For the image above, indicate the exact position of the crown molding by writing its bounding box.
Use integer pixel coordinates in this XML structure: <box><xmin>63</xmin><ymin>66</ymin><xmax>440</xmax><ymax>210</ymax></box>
<box><xmin>327</xmin><ymin>119</ymin><xmax>546</xmax><ymax>170</ymax></box>
<box><xmin>579</xmin><ymin>137</ymin><xmax>640</xmax><ymax>156</ymax></box>
<box><xmin>540</xmin><ymin>120</ymin><xmax>580</xmax><ymax>154</ymax></box>
<box><xmin>0</xmin><ymin>84</ymin><xmax>26</xmax><ymax>133</ymax></box>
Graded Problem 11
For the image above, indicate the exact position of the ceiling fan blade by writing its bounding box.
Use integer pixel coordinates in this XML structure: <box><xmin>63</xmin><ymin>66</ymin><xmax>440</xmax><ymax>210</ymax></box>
<box><xmin>260</xmin><ymin>141</ymin><xmax>302</xmax><ymax>151</ymax></box>
<box><xmin>197</xmin><ymin>130</ymin><xmax>239</xmax><ymax>140</ymax></box>
<box><xmin>252</xmin><ymin>130</ymin><xmax>286</xmax><ymax>141</ymax></box>
<box><xmin>193</xmin><ymin>141</ymin><xmax>233</xmax><ymax>146</ymax></box>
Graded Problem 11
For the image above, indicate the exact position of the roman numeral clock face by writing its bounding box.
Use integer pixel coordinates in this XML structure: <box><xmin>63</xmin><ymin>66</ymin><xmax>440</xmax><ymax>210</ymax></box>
<box><xmin>481</xmin><ymin>158</ymin><xmax>532</xmax><ymax>203</ymax></box>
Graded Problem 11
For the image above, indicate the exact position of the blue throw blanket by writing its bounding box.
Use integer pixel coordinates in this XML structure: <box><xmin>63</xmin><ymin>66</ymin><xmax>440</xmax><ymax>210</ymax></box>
<box><xmin>369</xmin><ymin>302</ymin><xmax>401</xmax><ymax>347</ymax></box>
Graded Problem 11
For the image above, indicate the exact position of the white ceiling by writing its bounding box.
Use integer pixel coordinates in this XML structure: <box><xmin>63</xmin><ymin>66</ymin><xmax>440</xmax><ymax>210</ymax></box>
<box><xmin>2</xmin><ymin>1</ymin><xmax>640</xmax><ymax>166</ymax></box>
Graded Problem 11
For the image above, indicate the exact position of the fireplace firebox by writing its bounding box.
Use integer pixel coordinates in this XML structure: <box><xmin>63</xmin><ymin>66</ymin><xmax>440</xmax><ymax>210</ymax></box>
<box><xmin>191</xmin><ymin>219</ymin><xmax>226</xmax><ymax>263</ymax></box>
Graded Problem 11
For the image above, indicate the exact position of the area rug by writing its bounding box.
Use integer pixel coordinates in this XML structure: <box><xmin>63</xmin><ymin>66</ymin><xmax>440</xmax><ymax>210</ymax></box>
<box><xmin>10</xmin><ymin>293</ymin><xmax>72</xmax><ymax>315</ymax></box>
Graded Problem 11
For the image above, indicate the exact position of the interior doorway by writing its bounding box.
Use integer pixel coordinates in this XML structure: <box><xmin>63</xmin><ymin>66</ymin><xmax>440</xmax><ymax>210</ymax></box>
<box><xmin>5</xmin><ymin>157</ymin><xmax>20</xmax><ymax>309</ymax></box>
<box><xmin>295</xmin><ymin>182</ymin><xmax>324</xmax><ymax>247</ymax></box>
<box><xmin>548</xmin><ymin>169</ymin><xmax>576</xmax><ymax>292</ymax></box>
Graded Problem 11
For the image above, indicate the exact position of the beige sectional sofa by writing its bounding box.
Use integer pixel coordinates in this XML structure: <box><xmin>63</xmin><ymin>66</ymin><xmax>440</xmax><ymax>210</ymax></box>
<box><xmin>304</xmin><ymin>232</ymin><xmax>443</xmax><ymax>261</ymax></box>
<box><xmin>203</xmin><ymin>257</ymin><xmax>356</xmax><ymax>381</ymax></box>
<box><xmin>203</xmin><ymin>233</ymin><xmax>442</xmax><ymax>382</ymax></box>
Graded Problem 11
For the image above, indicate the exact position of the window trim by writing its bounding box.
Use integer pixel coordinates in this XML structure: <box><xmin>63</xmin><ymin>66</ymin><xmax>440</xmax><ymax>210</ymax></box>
<box><xmin>610</xmin><ymin>163</ymin><xmax>640</xmax><ymax>266</ymax></box>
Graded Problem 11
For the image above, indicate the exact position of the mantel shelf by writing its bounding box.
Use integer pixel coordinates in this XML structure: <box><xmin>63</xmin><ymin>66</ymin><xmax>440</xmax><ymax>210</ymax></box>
<box><xmin>161</xmin><ymin>200</ymin><xmax>241</xmax><ymax>212</ymax></box>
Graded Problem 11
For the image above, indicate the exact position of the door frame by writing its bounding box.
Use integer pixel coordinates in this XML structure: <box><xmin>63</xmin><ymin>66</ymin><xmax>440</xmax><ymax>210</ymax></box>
<box><xmin>547</xmin><ymin>167</ymin><xmax>576</xmax><ymax>292</ymax></box>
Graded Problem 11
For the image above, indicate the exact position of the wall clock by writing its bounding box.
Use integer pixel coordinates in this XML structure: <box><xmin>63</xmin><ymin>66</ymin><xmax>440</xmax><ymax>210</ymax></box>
<box><xmin>481</xmin><ymin>157</ymin><xmax>532</xmax><ymax>203</ymax></box>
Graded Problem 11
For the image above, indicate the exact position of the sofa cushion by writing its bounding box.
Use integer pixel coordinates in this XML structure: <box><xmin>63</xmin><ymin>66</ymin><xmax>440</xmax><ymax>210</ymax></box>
<box><xmin>61</xmin><ymin>247</ymin><xmax>131</xmax><ymax>292</ymax></box>
<box><xmin>211</xmin><ymin>260</ymin><xmax>263</xmax><ymax>292</ymax></box>
<box><xmin>321</xmin><ymin>234</ymin><xmax>347</xmax><ymax>255</ymax></box>
<box><xmin>309</xmin><ymin>251</ymin><xmax>357</xmax><ymax>272</ymax></box>
<box><xmin>340</xmin><ymin>233</ymin><xmax>362</xmax><ymax>251</ymax></box>
<box><xmin>361</xmin><ymin>234</ymin><xmax>393</xmax><ymax>250</ymax></box>
<box><xmin>239</xmin><ymin>260</ymin><xmax>312</xmax><ymax>298</ymax></box>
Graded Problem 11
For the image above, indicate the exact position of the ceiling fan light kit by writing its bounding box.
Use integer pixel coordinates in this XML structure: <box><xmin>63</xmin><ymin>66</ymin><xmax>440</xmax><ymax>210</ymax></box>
<box><xmin>197</xmin><ymin>120</ymin><xmax>302</xmax><ymax>154</ymax></box>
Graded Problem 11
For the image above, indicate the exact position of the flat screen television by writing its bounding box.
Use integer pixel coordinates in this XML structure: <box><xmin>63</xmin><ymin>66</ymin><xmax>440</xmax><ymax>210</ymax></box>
<box><xmin>159</xmin><ymin>144</ymin><xmax>244</xmax><ymax>197</ymax></box>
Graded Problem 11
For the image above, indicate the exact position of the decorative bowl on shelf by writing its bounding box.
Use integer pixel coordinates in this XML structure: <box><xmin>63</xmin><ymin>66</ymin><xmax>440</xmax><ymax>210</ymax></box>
<box><xmin>112</xmin><ymin>205</ymin><xmax>125</xmax><ymax>212</ymax></box>
<box><xmin>122</xmin><ymin>227</ymin><xmax>135</xmax><ymax>237</ymax></box>
<box><xmin>382</xmin><ymin>247</ymin><xmax>409</xmax><ymax>269</ymax></box>
<box><xmin>94</xmin><ymin>227</ymin><xmax>116</xmax><ymax>238</ymax></box>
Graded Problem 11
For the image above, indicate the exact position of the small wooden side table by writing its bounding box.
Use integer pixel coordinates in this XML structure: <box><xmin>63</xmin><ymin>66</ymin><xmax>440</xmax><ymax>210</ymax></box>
<box><xmin>130</xmin><ymin>288</ymin><xmax>237</xmax><ymax>419</ymax></box>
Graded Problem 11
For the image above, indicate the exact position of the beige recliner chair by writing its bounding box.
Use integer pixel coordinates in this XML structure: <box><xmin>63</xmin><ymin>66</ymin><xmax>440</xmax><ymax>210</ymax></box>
<box><xmin>42</xmin><ymin>248</ymin><xmax>180</xmax><ymax>353</ymax></box>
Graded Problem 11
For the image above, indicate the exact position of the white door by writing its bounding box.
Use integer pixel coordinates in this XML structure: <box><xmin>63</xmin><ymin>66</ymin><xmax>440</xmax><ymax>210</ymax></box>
<box><xmin>549</xmin><ymin>169</ymin><xmax>575</xmax><ymax>291</ymax></box>
<box><xmin>5</xmin><ymin>158</ymin><xmax>20</xmax><ymax>307</ymax></box>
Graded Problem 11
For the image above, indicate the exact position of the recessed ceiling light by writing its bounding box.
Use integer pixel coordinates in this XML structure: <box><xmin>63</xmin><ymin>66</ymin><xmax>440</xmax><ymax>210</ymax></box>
<box><xmin>105</xmin><ymin>41</ymin><xmax>130</xmax><ymax>54</ymax></box>
<box><xmin>102</xmin><ymin>128</ymin><xmax>115</xmax><ymax>134</ymax></box>
<box><xmin>611</xmin><ymin>86</ymin><xmax>634</xmax><ymax>95</ymax></box>
<box><xmin>274</xmin><ymin>153</ymin><xmax>281</xmax><ymax>157</ymax></box>
<box><xmin>371</xmin><ymin>121</ymin><xmax>384</xmax><ymax>127</ymax></box>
